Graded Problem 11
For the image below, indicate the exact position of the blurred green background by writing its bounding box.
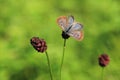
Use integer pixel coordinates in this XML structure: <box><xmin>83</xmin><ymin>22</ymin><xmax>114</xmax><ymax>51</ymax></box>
<box><xmin>0</xmin><ymin>0</ymin><xmax>120</xmax><ymax>80</ymax></box>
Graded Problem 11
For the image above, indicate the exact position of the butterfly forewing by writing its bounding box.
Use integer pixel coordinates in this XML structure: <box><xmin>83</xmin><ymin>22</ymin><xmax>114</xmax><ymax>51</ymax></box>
<box><xmin>69</xmin><ymin>22</ymin><xmax>83</xmax><ymax>32</ymax></box>
<box><xmin>57</xmin><ymin>16</ymin><xmax>68</xmax><ymax>31</ymax></box>
<box><xmin>67</xmin><ymin>16</ymin><xmax>74</xmax><ymax>27</ymax></box>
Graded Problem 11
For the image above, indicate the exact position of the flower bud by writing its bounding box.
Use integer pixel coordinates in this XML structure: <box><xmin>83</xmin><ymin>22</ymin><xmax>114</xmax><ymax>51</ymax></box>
<box><xmin>98</xmin><ymin>54</ymin><xmax>110</xmax><ymax>67</ymax></box>
<box><xmin>30</xmin><ymin>37</ymin><xmax>47</xmax><ymax>53</ymax></box>
<box><xmin>62</xmin><ymin>31</ymin><xmax>70</xmax><ymax>39</ymax></box>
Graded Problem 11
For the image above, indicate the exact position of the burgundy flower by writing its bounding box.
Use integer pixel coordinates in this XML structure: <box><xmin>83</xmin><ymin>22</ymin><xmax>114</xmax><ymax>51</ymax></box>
<box><xmin>30</xmin><ymin>37</ymin><xmax>47</xmax><ymax>53</ymax></box>
<box><xmin>98</xmin><ymin>54</ymin><xmax>110</xmax><ymax>67</ymax></box>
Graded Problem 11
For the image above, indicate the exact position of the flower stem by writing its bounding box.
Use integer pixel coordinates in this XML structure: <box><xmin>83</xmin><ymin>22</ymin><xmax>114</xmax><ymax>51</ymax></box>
<box><xmin>45</xmin><ymin>51</ymin><xmax>53</xmax><ymax>80</ymax></box>
<box><xmin>101</xmin><ymin>67</ymin><xmax>104</xmax><ymax>80</ymax></box>
<box><xmin>60</xmin><ymin>39</ymin><xmax>66</xmax><ymax>80</ymax></box>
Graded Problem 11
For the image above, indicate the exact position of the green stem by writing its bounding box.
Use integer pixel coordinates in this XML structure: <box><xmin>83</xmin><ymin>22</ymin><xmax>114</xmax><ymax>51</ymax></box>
<box><xmin>45</xmin><ymin>51</ymin><xmax>53</xmax><ymax>80</ymax></box>
<box><xmin>60</xmin><ymin>39</ymin><xmax>66</xmax><ymax>80</ymax></box>
<box><xmin>101</xmin><ymin>67</ymin><xmax>104</xmax><ymax>80</ymax></box>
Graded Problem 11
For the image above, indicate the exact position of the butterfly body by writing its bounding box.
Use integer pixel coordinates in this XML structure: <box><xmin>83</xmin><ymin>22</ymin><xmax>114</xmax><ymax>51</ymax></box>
<box><xmin>65</xmin><ymin>25</ymin><xmax>72</xmax><ymax>32</ymax></box>
<box><xmin>57</xmin><ymin>16</ymin><xmax>84</xmax><ymax>41</ymax></box>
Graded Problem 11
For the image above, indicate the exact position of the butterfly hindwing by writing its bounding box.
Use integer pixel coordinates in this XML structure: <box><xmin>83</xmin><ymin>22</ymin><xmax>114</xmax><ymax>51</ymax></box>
<box><xmin>67</xmin><ymin>22</ymin><xmax>84</xmax><ymax>40</ymax></box>
<box><xmin>68</xmin><ymin>31</ymin><xmax>84</xmax><ymax>41</ymax></box>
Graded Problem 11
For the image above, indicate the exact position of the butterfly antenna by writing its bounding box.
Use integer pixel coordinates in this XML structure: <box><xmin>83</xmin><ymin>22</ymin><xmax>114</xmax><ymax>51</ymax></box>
<box><xmin>60</xmin><ymin>39</ymin><xmax>66</xmax><ymax>80</ymax></box>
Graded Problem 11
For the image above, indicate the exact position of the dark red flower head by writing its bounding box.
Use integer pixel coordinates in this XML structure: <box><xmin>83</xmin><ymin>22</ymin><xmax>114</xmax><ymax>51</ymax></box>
<box><xmin>98</xmin><ymin>54</ymin><xmax>110</xmax><ymax>67</ymax></box>
<box><xmin>30</xmin><ymin>37</ymin><xmax>47</xmax><ymax>53</ymax></box>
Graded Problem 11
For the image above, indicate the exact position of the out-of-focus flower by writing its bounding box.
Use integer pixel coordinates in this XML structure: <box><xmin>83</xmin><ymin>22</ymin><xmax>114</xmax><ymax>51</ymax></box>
<box><xmin>30</xmin><ymin>37</ymin><xmax>47</xmax><ymax>53</ymax></box>
<box><xmin>98</xmin><ymin>54</ymin><xmax>110</xmax><ymax>67</ymax></box>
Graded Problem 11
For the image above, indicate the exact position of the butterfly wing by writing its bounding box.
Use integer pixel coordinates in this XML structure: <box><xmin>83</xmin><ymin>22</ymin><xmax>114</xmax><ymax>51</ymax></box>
<box><xmin>69</xmin><ymin>22</ymin><xmax>83</xmax><ymax>31</ymax></box>
<box><xmin>68</xmin><ymin>31</ymin><xmax>84</xmax><ymax>41</ymax></box>
<box><xmin>67</xmin><ymin>15</ymin><xmax>74</xmax><ymax>27</ymax></box>
<box><xmin>67</xmin><ymin>22</ymin><xmax>84</xmax><ymax>41</ymax></box>
<box><xmin>57</xmin><ymin>16</ymin><xmax>74</xmax><ymax>31</ymax></box>
<box><xmin>56</xmin><ymin>16</ymin><xmax>68</xmax><ymax>31</ymax></box>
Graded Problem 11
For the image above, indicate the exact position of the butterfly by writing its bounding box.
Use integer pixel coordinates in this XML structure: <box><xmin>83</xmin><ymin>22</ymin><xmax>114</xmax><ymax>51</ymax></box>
<box><xmin>56</xmin><ymin>15</ymin><xmax>84</xmax><ymax>41</ymax></box>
